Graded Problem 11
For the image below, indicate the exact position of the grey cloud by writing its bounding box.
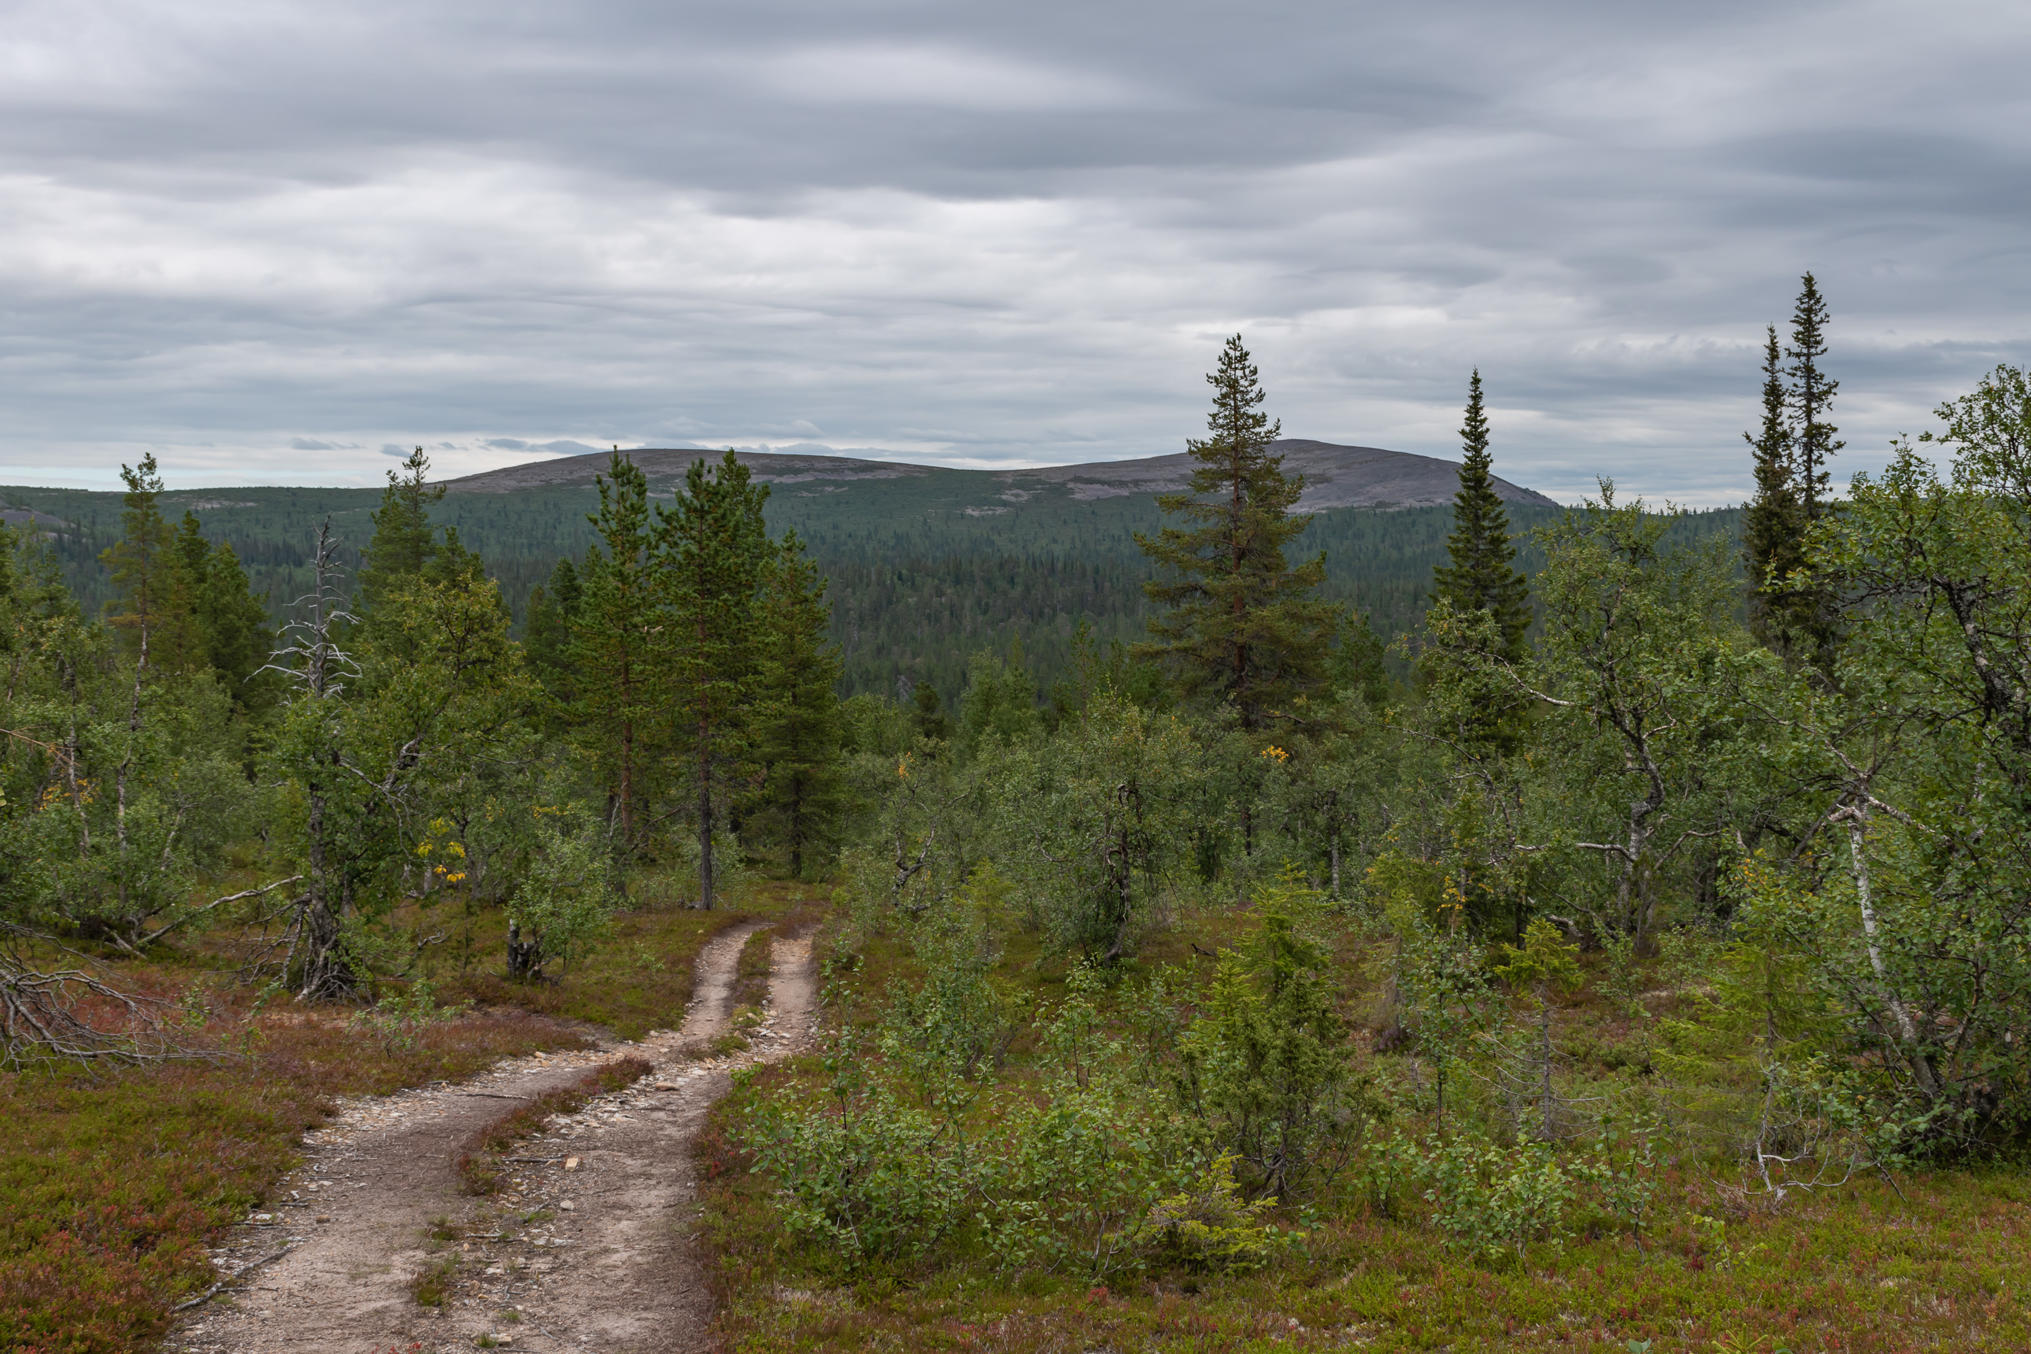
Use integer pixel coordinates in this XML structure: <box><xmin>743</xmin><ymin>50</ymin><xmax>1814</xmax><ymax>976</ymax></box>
<box><xmin>485</xmin><ymin>438</ymin><xmax>606</xmax><ymax>456</ymax></box>
<box><xmin>1</xmin><ymin>0</ymin><xmax>2028</xmax><ymax>502</ymax></box>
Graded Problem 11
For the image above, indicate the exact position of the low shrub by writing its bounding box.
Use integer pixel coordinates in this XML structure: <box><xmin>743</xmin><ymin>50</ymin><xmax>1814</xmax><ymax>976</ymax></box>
<box><xmin>1410</xmin><ymin>1128</ymin><xmax>1659</xmax><ymax>1266</ymax></box>
<box><xmin>741</xmin><ymin>979</ymin><xmax>1200</xmax><ymax>1280</ymax></box>
<box><xmin>1416</xmin><ymin>1135</ymin><xmax>1584</xmax><ymax>1265</ymax></box>
<box><xmin>1135</xmin><ymin>1152</ymin><xmax>1297</xmax><ymax>1274</ymax></box>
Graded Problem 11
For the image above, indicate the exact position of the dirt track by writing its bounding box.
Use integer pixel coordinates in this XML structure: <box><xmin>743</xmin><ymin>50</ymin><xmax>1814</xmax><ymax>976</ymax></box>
<box><xmin>169</xmin><ymin>922</ymin><xmax>817</xmax><ymax>1354</ymax></box>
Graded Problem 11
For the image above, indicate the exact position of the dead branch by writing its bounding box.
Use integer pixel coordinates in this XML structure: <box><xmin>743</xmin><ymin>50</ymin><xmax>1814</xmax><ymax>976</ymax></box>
<box><xmin>0</xmin><ymin>960</ymin><xmax>180</xmax><ymax>1068</ymax></box>
<box><xmin>171</xmin><ymin>1243</ymin><xmax>298</xmax><ymax>1313</ymax></box>
<box><xmin>128</xmin><ymin>875</ymin><xmax>306</xmax><ymax>951</ymax></box>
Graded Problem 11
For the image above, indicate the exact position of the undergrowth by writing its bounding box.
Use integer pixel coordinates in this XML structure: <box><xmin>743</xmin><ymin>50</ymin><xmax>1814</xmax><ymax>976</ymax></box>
<box><xmin>697</xmin><ymin>901</ymin><xmax>2031</xmax><ymax>1353</ymax></box>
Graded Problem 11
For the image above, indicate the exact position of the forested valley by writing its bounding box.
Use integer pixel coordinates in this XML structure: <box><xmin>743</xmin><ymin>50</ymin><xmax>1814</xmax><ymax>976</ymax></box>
<box><xmin>7</xmin><ymin>278</ymin><xmax>2031</xmax><ymax>1353</ymax></box>
<box><xmin>0</xmin><ymin>450</ymin><xmax>1738</xmax><ymax>707</ymax></box>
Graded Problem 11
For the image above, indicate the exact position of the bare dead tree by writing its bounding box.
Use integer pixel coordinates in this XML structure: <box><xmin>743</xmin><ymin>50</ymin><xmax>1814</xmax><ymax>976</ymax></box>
<box><xmin>262</xmin><ymin>521</ymin><xmax>365</xmax><ymax>1000</ymax></box>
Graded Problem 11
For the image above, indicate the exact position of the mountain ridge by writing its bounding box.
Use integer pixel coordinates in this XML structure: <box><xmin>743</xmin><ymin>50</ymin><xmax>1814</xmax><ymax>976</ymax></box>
<box><xmin>442</xmin><ymin>439</ymin><xmax>1559</xmax><ymax>511</ymax></box>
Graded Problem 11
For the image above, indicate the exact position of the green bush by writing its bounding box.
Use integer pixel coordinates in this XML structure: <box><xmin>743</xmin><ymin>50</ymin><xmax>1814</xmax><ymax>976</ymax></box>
<box><xmin>970</xmin><ymin>978</ymin><xmax>1193</xmax><ymax>1275</ymax></box>
<box><xmin>1415</xmin><ymin>1135</ymin><xmax>1583</xmax><ymax>1265</ymax></box>
<box><xmin>742</xmin><ymin>976</ymin><xmax>1197</xmax><ymax>1278</ymax></box>
<box><xmin>1137</xmin><ymin>1152</ymin><xmax>1297</xmax><ymax>1274</ymax></box>
<box><xmin>742</xmin><ymin>1029</ymin><xmax>972</xmax><ymax>1269</ymax></box>
<box><xmin>1173</xmin><ymin>879</ymin><xmax>1368</xmax><ymax>1201</ymax></box>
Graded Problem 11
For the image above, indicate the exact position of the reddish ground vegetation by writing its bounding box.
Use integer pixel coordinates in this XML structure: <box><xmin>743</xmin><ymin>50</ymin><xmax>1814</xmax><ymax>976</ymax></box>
<box><xmin>452</xmin><ymin>1055</ymin><xmax>653</xmax><ymax>1194</ymax></box>
<box><xmin>0</xmin><ymin>993</ymin><xmax>584</xmax><ymax>1354</ymax></box>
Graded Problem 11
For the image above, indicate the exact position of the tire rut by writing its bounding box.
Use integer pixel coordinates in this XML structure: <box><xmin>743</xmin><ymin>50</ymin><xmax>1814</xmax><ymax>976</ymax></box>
<box><xmin>170</xmin><ymin>921</ymin><xmax>819</xmax><ymax>1354</ymax></box>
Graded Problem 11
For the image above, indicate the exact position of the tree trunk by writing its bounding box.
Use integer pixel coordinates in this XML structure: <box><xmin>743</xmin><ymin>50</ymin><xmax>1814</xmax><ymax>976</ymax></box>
<box><xmin>506</xmin><ymin>920</ymin><xmax>540</xmax><ymax>981</ymax></box>
<box><xmin>618</xmin><ymin>716</ymin><xmax>635</xmax><ymax>843</ymax></box>
<box><xmin>1845</xmin><ymin>810</ymin><xmax>1940</xmax><ymax>1100</ymax></box>
<box><xmin>294</xmin><ymin>892</ymin><xmax>350</xmax><ymax>1000</ymax></box>
<box><xmin>294</xmin><ymin>747</ymin><xmax>361</xmax><ymax>1001</ymax></box>
<box><xmin>697</xmin><ymin>759</ymin><xmax>715</xmax><ymax>911</ymax></box>
<box><xmin>1538</xmin><ymin>1001</ymin><xmax>1557</xmax><ymax>1140</ymax></box>
<box><xmin>788</xmin><ymin>774</ymin><xmax>805</xmax><ymax>879</ymax></box>
<box><xmin>1625</xmin><ymin>801</ymin><xmax>1659</xmax><ymax>958</ymax></box>
<box><xmin>115</xmin><ymin>621</ymin><xmax>147</xmax><ymax>926</ymax></box>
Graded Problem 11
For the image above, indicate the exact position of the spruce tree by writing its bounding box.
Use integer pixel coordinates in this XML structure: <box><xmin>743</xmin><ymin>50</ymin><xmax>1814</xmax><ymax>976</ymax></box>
<box><xmin>750</xmin><ymin>531</ymin><xmax>846</xmax><ymax>877</ymax></box>
<box><xmin>570</xmin><ymin>455</ymin><xmax>661</xmax><ymax>846</ymax></box>
<box><xmin>1785</xmin><ymin>273</ymin><xmax>1842</xmax><ymax>519</ymax></box>
<box><xmin>172</xmin><ymin>513</ymin><xmax>214</xmax><ymax>674</ymax></box>
<box><xmin>1431</xmin><ymin>370</ymin><xmax>1530</xmax><ymax>661</ymax></box>
<box><xmin>1135</xmin><ymin>334</ymin><xmax>1333</xmax><ymax>729</ymax></box>
<box><xmin>524</xmin><ymin>555</ymin><xmax>582</xmax><ymax>729</ymax></box>
<box><xmin>911</xmin><ymin>679</ymin><xmax>950</xmax><ymax>741</ymax></box>
<box><xmin>1743</xmin><ymin>325</ymin><xmax>1808</xmax><ymax>649</ymax></box>
<box><xmin>1331</xmin><ymin>607</ymin><xmax>1393</xmax><ymax>709</ymax></box>
<box><xmin>656</xmin><ymin>451</ymin><xmax>771</xmax><ymax>910</ymax></box>
<box><xmin>357</xmin><ymin>447</ymin><xmax>444</xmax><ymax>612</ymax></box>
<box><xmin>188</xmin><ymin>525</ymin><xmax>277</xmax><ymax>718</ymax></box>
<box><xmin>101</xmin><ymin>453</ymin><xmax>197</xmax><ymax>674</ymax></box>
<box><xmin>1778</xmin><ymin>273</ymin><xmax>1845</xmax><ymax>665</ymax></box>
<box><xmin>958</xmin><ymin>641</ymin><xmax>1041</xmax><ymax>757</ymax></box>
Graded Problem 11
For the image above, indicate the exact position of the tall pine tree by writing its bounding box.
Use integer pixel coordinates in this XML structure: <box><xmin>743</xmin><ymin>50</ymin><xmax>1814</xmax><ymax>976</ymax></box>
<box><xmin>101</xmin><ymin>454</ymin><xmax>197</xmax><ymax>675</ymax></box>
<box><xmin>910</xmin><ymin>679</ymin><xmax>950</xmax><ymax>741</ymax></box>
<box><xmin>524</xmin><ymin>555</ymin><xmax>582</xmax><ymax>731</ymax></box>
<box><xmin>1431</xmin><ymin>370</ymin><xmax>1530</xmax><ymax>661</ymax></box>
<box><xmin>570</xmin><ymin>455</ymin><xmax>661</xmax><ymax>846</ymax></box>
<box><xmin>1772</xmin><ymin>273</ymin><xmax>1845</xmax><ymax>666</ymax></box>
<box><xmin>657</xmin><ymin>451</ymin><xmax>771</xmax><ymax>910</ymax></box>
<box><xmin>1135</xmin><ymin>335</ymin><xmax>1333</xmax><ymax>729</ymax></box>
<box><xmin>749</xmin><ymin>530</ymin><xmax>846</xmax><ymax>877</ymax></box>
<box><xmin>1743</xmin><ymin>325</ymin><xmax>1808</xmax><ymax>649</ymax></box>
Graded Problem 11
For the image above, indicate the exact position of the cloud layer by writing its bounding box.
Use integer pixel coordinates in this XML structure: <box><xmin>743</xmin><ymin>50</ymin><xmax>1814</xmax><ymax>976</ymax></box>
<box><xmin>2</xmin><ymin>0</ymin><xmax>2027</xmax><ymax>501</ymax></box>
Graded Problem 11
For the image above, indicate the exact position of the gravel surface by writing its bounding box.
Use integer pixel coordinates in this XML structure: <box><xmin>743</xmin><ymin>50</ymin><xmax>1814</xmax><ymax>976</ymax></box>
<box><xmin>168</xmin><ymin>922</ymin><xmax>818</xmax><ymax>1354</ymax></box>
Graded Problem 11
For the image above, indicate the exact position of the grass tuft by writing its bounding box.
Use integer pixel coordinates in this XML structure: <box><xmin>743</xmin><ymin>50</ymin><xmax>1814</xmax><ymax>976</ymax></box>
<box><xmin>410</xmin><ymin>1251</ymin><xmax>459</xmax><ymax>1308</ymax></box>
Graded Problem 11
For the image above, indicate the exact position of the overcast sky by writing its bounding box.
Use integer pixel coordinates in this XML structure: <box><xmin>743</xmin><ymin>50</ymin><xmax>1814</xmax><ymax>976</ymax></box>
<box><xmin>4</xmin><ymin>1</ymin><xmax>2027</xmax><ymax>503</ymax></box>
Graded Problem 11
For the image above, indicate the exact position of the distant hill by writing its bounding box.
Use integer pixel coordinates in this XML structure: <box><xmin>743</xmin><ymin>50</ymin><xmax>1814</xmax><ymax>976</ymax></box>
<box><xmin>444</xmin><ymin>440</ymin><xmax>1559</xmax><ymax>512</ymax></box>
<box><xmin>0</xmin><ymin>443</ymin><xmax>1731</xmax><ymax>703</ymax></box>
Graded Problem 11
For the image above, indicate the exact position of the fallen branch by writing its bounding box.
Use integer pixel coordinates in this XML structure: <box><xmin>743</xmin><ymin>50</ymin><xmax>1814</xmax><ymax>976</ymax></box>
<box><xmin>131</xmin><ymin>875</ymin><xmax>305</xmax><ymax>950</ymax></box>
<box><xmin>0</xmin><ymin>960</ymin><xmax>177</xmax><ymax>1068</ymax></box>
<box><xmin>171</xmin><ymin>1243</ymin><xmax>298</xmax><ymax>1312</ymax></box>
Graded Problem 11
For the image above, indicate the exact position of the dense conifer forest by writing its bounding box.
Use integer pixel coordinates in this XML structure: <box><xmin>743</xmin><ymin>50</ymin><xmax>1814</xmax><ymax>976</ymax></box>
<box><xmin>0</xmin><ymin>470</ymin><xmax>1742</xmax><ymax>704</ymax></box>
